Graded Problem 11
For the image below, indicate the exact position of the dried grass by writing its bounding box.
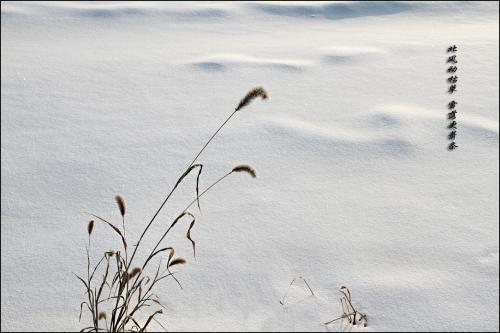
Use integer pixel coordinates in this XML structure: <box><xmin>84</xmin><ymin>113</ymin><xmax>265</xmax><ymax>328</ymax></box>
<box><xmin>77</xmin><ymin>86</ymin><xmax>268</xmax><ymax>332</ymax></box>
<box><xmin>324</xmin><ymin>285</ymin><xmax>368</xmax><ymax>328</ymax></box>
<box><xmin>235</xmin><ymin>86</ymin><xmax>268</xmax><ymax>111</ymax></box>
<box><xmin>115</xmin><ymin>195</ymin><xmax>126</xmax><ymax>217</ymax></box>
<box><xmin>232</xmin><ymin>164</ymin><xmax>257</xmax><ymax>178</ymax></box>
<box><xmin>168</xmin><ymin>258</ymin><xmax>187</xmax><ymax>268</ymax></box>
<box><xmin>87</xmin><ymin>220</ymin><xmax>94</xmax><ymax>236</ymax></box>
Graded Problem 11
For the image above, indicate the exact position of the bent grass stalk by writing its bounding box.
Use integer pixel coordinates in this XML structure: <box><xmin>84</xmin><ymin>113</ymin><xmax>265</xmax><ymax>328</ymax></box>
<box><xmin>145</xmin><ymin>166</ymin><xmax>253</xmax><ymax>269</ymax></box>
<box><xmin>146</xmin><ymin>164</ymin><xmax>258</xmax><ymax>270</ymax></box>
<box><xmin>324</xmin><ymin>286</ymin><xmax>368</xmax><ymax>328</ymax></box>
<box><xmin>279</xmin><ymin>276</ymin><xmax>315</xmax><ymax>306</ymax></box>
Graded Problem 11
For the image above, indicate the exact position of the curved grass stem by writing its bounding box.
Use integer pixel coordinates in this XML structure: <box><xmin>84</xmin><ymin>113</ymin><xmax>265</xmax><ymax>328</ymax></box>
<box><xmin>126</xmin><ymin>110</ymin><xmax>238</xmax><ymax>270</ymax></box>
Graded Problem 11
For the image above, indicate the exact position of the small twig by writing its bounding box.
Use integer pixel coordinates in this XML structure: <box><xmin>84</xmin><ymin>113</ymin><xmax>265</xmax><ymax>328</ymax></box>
<box><xmin>324</xmin><ymin>312</ymin><xmax>356</xmax><ymax>325</ymax></box>
<box><xmin>299</xmin><ymin>276</ymin><xmax>315</xmax><ymax>296</ymax></box>
<box><xmin>280</xmin><ymin>276</ymin><xmax>315</xmax><ymax>306</ymax></box>
<box><xmin>279</xmin><ymin>278</ymin><xmax>296</xmax><ymax>305</ymax></box>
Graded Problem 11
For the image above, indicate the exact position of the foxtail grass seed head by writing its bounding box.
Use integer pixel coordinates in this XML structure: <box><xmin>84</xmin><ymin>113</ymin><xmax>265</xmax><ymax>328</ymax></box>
<box><xmin>115</xmin><ymin>195</ymin><xmax>126</xmax><ymax>217</ymax></box>
<box><xmin>98</xmin><ymin>311</ymin><xmax>107</xmax><ymax>320</ymax></box>
<box><xmin>129</xmin><ymin>267</ymin><xmax>142</xmax><ymax>279</ymax></box>
<box><xmin>169</xmin><ymin>257</ymin><xmax>187</xmax><ymax>268</ymax></box>
<box><xmin>235</xmin><ymin>86</ymin><xmax>268</xmax><ymax>111</ymax></box>
<box><xmin>232</xmin><ymin>164</ymin><xmax>257</xmax><ymax>178</ymax></box>
<box><xmin>87</xmin><ymin>220</ymin><xmax>94</xmax><ymax>235</ymax></box>
<box><xmin>168</xmin><ymin>248</ymin><xmax>175</xmax><ymax>265</ymax></box>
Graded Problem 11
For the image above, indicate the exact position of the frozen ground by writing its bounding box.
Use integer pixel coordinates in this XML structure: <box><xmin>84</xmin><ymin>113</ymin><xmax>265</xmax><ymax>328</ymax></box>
<box><xmin>1</xmin><ymin>1</ymin><xmax>499</xmax><ymax>331</ymax></box>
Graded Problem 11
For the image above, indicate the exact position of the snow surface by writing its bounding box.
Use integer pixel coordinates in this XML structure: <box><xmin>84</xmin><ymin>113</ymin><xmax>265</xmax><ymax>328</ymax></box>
<box><xmin>1</xmin><ymin>1</ymin><xmax>499</xmax><ymax>331</ymax></box>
